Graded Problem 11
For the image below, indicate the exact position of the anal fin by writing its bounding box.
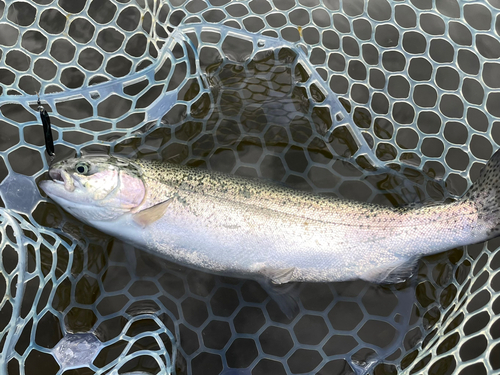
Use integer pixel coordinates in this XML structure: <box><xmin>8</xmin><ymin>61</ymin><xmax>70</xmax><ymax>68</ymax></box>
<box><xmin>258</xmin><ymin>267</ymin><xmax>299</xmax><ymax>319</ymax></box>
<box><xmin>259</xmin><ymin>280</ymin><xmax>299</xmax><ymax>320</ymax></box>
<box><xmin>133</xmin><ymin>199</ymin><xmax>172</xmax><ymax>227</ymax></box>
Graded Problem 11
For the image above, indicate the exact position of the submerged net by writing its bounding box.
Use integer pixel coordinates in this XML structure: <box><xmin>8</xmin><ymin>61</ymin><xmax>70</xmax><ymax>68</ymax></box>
<box><xmin>0</xmin><ymin>0</ymin><xmax>499</xmax><ymax>374</ymax></box>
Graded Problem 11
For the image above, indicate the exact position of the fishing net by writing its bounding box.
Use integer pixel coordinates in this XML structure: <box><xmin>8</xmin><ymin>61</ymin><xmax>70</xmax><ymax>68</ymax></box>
<box><xmin>0</xmin><ymin>0</ymin><xmax>499</xmax><ymax>374</ymax></box>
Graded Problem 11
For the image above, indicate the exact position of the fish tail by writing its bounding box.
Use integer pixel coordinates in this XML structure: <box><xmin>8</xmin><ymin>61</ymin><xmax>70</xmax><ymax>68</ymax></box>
<box><xmin>464</xmin><ymin>148</ymin><xmax>500</xmax><ymax>237</ymax></box>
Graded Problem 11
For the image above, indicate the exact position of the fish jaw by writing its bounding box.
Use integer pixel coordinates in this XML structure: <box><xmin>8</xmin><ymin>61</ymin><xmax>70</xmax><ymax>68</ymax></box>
<box><xmin>40</xmin><ymin>171</ymin><xmax>88</xmax><ymax>205</ymax></box>
<box><xmin>41</xmin><ymin>165</ymin><xmax>110</xmax><ymax>206</ymax></box>
<box><xmin>40</xmin><ymin>179</ymin><xmax>99</xmax><ymax>222</ymax></box>
<box><xmin>40</xmin><ymin>178</ymin><xmax>120</xmax><ymax>222</ymax></box>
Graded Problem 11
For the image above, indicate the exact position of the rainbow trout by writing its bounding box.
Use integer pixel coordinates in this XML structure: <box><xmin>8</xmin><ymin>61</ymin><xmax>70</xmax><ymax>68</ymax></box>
<box><xmin>40</xmin><ymin>151</ymin><xmax>500</xmax><ymax>284</ymax></box>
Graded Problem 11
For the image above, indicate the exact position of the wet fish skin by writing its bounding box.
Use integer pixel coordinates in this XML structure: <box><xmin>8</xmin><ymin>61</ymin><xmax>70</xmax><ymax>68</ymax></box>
<box><xmin>39</xmin><ymin>151</ymin><xmax>500</xmax><ymax>283</ymax></box>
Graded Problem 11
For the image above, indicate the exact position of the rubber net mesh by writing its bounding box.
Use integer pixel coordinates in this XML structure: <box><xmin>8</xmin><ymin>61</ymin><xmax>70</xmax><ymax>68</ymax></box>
<box><xmin>0</xmin><ymin>0</ymin><xmax>499</xmax><ymax>374</ymax></box>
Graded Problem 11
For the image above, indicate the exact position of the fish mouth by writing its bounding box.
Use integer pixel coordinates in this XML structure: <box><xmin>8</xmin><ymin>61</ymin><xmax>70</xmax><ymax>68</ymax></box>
<box><xmin>49</xmin><ymin>168</ymin><xmax>75</xmax><ymax>192</ymax></box>
<box><xmin>49</xmin><ymin>169</ymin><xmax>63</xmax><ymax>182</ymax></box>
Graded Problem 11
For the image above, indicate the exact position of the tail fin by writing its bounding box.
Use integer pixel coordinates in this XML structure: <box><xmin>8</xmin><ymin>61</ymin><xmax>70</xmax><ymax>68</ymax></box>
<box><xmin>464</xmin><ymin>148</ymin><xmax>500</xmax><ymax>237</ymax></box>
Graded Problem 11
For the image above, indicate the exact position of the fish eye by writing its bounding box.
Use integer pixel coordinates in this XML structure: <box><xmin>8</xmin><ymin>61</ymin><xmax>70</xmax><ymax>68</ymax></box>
<box><xmin>75</xmin><ymin>162</ymin><xmax>90</xmax><ymax>175</ymax></box>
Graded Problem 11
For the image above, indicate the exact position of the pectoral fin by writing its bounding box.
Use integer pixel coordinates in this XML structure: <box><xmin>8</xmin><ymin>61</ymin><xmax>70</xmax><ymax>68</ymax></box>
<box><xmin>133</xmin><ymin>199</ymin><xmax>172</xmax><ymax>227</ymax></box>
<box><xmin>262</xmin><ymin>267</ymin><xmax>296</xmax><ymax>284</ymax></box>
<box><xmin>361</xmin><ymin>257</ymin><xmax>420</xmax><ymax>284</ymax></box>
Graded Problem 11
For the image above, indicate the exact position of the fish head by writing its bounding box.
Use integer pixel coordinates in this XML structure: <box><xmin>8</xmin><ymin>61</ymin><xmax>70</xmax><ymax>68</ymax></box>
<box><xmin>40</xmin><ymin>155</ymin><xmax>146</xmax><ymax>223</ymax></box>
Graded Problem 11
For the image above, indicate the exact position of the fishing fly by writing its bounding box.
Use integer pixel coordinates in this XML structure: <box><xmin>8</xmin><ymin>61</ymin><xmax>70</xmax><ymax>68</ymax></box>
<box><xmin>36</xmin><ymin>93</ymin><xmax>55</xmax><ymax>160</ymax></box>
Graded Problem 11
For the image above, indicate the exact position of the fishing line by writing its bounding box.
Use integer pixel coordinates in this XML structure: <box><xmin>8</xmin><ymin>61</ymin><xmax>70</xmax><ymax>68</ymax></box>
<box><xmin>20</xmin><ymin>18</ymin><xmax>56</xmax><ymax>163</ymax></box>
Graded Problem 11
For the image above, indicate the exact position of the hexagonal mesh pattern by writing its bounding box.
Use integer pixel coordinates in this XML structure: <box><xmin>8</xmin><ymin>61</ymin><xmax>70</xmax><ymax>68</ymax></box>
<box><xmin>0</xmin><ymin>0</ymin><xmax>500</xmax><ymax>374</ymax></box>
